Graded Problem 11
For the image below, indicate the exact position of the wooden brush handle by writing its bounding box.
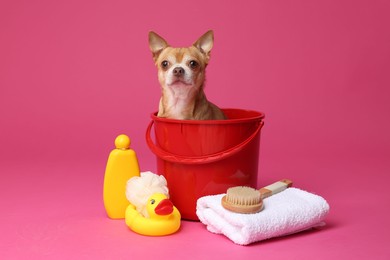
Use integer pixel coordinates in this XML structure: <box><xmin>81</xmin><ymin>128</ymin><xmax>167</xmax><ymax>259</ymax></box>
<box><xmin>259</xmin><ymin>179</ymin><xmax>293</xmax><ymax>199</ymax></box>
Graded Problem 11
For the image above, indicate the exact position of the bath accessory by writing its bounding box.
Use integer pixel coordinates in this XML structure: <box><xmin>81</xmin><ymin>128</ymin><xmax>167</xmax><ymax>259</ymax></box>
<box><xmin>103</xmin><ymin>134</ymin><xmax>140</xmax><ymax>219</ymax></box>
<box><xmin>125</xmin><ymin>172</ymin><xmax>181</xmax><ymax>236</ymax></box>
<box><xmin>197</xmin><ymin>187</ymin><xmax>329</xmax><ymax>245</ymax></box>
<box><xmin>125</xmin><ymin>193</ymin><xmax>181</xmax><ymax>236</ymax></box>
<box><xmin>221</xmin><ymin>179</ymin><xmax>292</xmax><ymax>213</ymax></box>
<box><xmin>146</xmin><ymin>108</ymin><xmax>265</xmax><ymax>220</ymax></box>
<box><xmin>125</xmin><ymin>171</ymin><xmax>169</xmax><ymax>217</ymax></box>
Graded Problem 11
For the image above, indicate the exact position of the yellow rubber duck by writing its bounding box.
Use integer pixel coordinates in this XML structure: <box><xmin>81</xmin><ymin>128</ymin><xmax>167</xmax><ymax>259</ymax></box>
<box><xmin>125</xmin><ymin>193</ymin><xmax>181</xmax><ymax>236</ymax></box>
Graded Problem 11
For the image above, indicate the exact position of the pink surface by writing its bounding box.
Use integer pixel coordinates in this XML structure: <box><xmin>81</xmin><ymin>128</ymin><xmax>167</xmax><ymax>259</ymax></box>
<box><xmin>1</xmin><ymin>0</ymin><xmax>389</xmax><ymax>258</ymax></box>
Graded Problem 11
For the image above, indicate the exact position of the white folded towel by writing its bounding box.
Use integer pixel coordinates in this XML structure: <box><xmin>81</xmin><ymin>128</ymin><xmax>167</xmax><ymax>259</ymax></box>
<box><xmin>196</xmin><ymin>187</ymin><xmax>329</xmax><ymax>245</ymax></box>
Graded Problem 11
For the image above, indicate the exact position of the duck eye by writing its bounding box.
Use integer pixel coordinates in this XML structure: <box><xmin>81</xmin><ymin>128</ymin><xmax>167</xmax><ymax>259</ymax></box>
<box><xmin>161</xmin><ymin>60</ymin><xmax>169</xmax><ymax>69</ymax></box>
<box><xmin>189</xmin><ymin>60</ymin><xmax>198</xmax><ymax>69</ymax></box>
<box><xmin>150</xmin><ymin>199</ymin><xmax>155</xmax><ymax>205</ymax></box>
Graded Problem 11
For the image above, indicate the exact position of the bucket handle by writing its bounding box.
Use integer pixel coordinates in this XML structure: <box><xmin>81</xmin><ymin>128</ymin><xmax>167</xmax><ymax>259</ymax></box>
<box><xmin>146</xmin><ymin>120</ymin><xmax>264</xmax><ymax>165</ymax></box>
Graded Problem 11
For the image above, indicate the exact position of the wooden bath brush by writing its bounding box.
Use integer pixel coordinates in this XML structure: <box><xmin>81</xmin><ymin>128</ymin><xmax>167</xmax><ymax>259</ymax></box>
<box><xmin>221</xmin><ymin>179</ymin><xmax>293</xmax><ymax>214</ymax></box>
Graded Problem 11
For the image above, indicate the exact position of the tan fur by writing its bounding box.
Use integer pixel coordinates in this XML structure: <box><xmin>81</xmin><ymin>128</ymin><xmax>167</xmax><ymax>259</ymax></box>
<box><xmin>148</xmin><ymin>30</ymin><xmax>226</xmax><ymax>120</ymax></box>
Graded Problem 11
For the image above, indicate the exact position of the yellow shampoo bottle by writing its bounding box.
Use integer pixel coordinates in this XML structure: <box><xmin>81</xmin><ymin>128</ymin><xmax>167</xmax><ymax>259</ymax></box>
<box><xmin>103</xmin><ymin>134</ymin><xmax>140</xmax><ymax>219</ymax></box>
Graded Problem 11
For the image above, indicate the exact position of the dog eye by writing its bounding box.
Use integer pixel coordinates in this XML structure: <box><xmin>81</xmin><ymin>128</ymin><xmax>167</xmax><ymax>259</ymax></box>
<box><xmin>161</xmin><ymin>60</ymin><xmax>169</xmax><ymax>69</ymax></box>
<box><xmin>189</xmin><ymin>60</ymin><xmax>198</xmax><ymax>69</ymax></box>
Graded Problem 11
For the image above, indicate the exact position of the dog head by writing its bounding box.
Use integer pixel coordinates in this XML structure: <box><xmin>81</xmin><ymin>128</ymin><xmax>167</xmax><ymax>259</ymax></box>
<box><xmin>148</xmin><ymin>31</ymin><xmax>214</xmax><ymax>94</ymax></box>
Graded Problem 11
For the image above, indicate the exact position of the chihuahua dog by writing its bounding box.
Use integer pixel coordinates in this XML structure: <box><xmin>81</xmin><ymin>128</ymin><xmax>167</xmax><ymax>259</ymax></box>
<box><xmin>148</xmin><ymin>30</ymin><xmax>226</xmax><ymax>120</ymax></box>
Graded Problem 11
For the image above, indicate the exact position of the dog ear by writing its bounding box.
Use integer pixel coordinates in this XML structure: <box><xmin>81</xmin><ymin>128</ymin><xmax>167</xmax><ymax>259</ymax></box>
<box><xmin>149</xmin><ymin>31</ymin><xmax>169</xmax><ymax>62</ymax></box>
<box><xmin>193</xmin><ymin>30</ymin><xmax>214</xmax><ymax>59</ymax></box>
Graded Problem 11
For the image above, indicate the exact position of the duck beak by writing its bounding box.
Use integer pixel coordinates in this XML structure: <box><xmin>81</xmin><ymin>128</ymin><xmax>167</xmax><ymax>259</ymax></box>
<box><xmin>155</xmin><ymin>199</ymin><xmax>174</xmax><ymax>215</ymax></box>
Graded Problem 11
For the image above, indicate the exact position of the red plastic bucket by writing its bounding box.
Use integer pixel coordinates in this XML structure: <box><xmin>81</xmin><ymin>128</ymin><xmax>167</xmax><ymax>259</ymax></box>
<box><xmin>146</xmin><ymin>109</ymin><xmax>265</xmax><ymax>220</ymax></box>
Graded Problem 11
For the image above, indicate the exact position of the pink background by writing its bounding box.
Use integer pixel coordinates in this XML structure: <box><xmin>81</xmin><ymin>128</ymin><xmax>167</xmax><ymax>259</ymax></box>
<box><xmin>1</xmin><ymin>0</ymin><xmax>389</xmax><ymax>258</ymax></box>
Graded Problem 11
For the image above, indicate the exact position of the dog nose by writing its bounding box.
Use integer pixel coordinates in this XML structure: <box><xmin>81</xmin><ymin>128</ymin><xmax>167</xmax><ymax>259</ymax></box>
<box><xmin>173</xmin><ymin>67</ymin><xmax>185</xmax><ymax>76</ymax></box>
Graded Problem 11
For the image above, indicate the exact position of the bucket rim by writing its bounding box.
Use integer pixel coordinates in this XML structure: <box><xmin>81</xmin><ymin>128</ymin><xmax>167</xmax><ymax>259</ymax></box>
<box><xmin>150</xmin><ymin>108</ymin><xmax>265</xmax><ymax>125</ymax></box>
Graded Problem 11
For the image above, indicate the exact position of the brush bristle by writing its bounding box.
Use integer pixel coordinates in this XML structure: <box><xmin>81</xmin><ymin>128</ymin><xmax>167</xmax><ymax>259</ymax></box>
<box><xmin>226</xmin><ymin>186</ymin><xmax>261</xmax><ymax>206</ymax></box>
